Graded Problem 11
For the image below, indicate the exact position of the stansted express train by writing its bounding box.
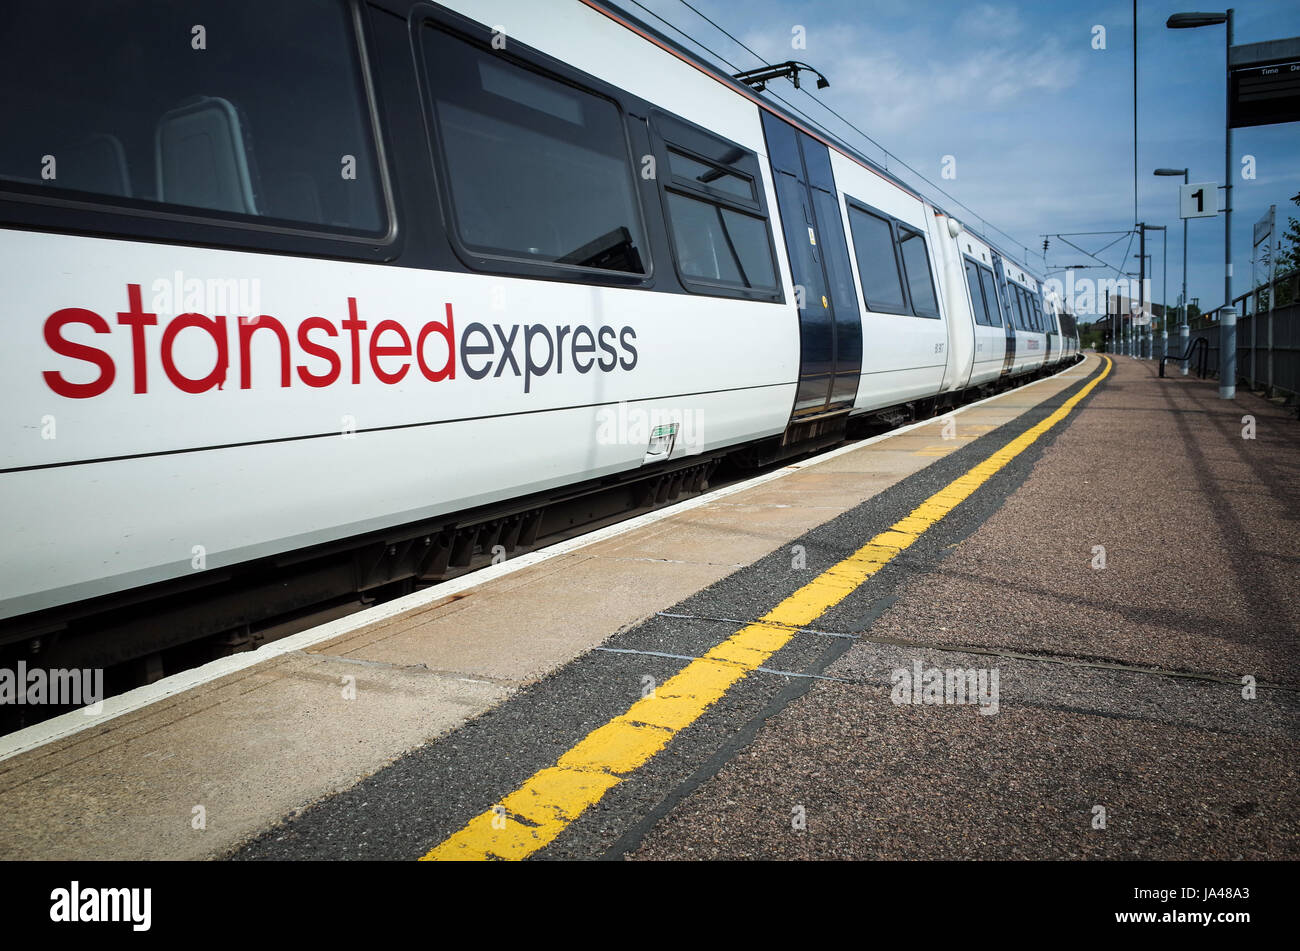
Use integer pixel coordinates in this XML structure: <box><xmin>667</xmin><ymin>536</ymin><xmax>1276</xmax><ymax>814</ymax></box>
<box><xmin>0</xmin><ymin>0</ymin><xmax>1078</xmax><ymax>679</ymax></box>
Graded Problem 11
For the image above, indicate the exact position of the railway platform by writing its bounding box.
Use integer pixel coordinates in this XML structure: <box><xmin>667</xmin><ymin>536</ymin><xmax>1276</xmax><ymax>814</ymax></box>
<box><xmin>2</xmin><ymin>352</ymin><xmax>1296</xmax><ymax>861</ymax></box>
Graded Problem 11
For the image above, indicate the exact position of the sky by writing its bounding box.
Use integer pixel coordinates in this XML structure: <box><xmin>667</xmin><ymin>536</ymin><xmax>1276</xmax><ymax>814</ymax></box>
<box><xmin>626</xmin><ymin>0</ymin><xmax>1300</xmax><ymax>316</ymax></box>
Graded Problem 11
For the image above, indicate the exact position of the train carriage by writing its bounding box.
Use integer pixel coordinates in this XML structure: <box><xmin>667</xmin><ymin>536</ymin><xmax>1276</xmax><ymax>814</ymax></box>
<box><xmin>0</xmin><ymin>0</ymin><xmax>1078</xmax><ymax>678</ymax></box>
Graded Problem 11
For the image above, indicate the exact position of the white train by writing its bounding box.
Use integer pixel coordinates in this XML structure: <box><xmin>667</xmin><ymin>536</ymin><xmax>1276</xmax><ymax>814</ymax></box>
<box><xmin>0</xmin><ymin>0</ymin><xmax>1078</xmax><ymax>674</ymax></box>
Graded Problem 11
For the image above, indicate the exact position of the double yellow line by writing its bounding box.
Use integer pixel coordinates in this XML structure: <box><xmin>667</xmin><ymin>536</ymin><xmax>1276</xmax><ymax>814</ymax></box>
<box><xmin>423</xmin><ymin>357</ymin><xmax>1111</xmax><ymax>860</ymax></box>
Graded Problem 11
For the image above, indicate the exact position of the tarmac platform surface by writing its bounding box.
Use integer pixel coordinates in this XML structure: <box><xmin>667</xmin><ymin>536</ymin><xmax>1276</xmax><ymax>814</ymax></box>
<box><xmin>2</xmin><ymin>353</ymin><xmax>1295</xmax><ymax>860</ymax></box>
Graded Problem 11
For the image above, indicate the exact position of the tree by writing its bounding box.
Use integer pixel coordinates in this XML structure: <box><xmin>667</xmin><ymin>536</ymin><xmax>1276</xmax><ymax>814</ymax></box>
<box><xmin>1276</xmin><ymin>194</ymin><xmax>1300</xmax><ymax>306</ymax></box>
<box><xmin>1280</xmin><ymin>192</ymin><xmax>1300</xmax><ymax>274</ymax></box>
<box><xmin>1261</xmin><ymin>193</ymin><xmax>1299</xmax><ymax>308</ymax></box>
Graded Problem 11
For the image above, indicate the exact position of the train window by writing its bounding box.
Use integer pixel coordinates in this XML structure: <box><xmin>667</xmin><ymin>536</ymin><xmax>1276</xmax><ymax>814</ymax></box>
<box><xmin>847</xmin><ymin>206</ymin><xmax>907</xmax><ymax>313</ymax></box>
<box><xmin>1038</xmin><ymin>297</ymin><xmax>1055</xmax><ymax>333</ymax></box>
<box><xmin>897</xmin><ymin>227</ymin><xmax>940</xmax><ymax>318</ymax></box>
<box><xmin>667</xmin><ymin>149</ymin><xmax>754</xmax><ymax>202</ymax></box>
<box><xmin>1011</xmin><ymin>285</ymin><xmax>1028</xmax><ymax>330</ymax></box>
<box><xmin>0</xmin><ymin>0</ymin><xmax>386</xmax><ymax>235</ymax></box>
<box><xmin>977</xmin><ymin>266</ymin><xmax>1003</xmax><ymax>327</ymax></box>
<box><xmin>1025</xmin><ymin>287</ymin><xmax>1041</xmax><ymax>331</ymax></box>
<box><xmin>964</xmin><ymin>259</ymin><xmax>990</xmax><ymax>325</ymax></box>
<box><xmin>664</xmin><ymin>192</ymin><xmax>776</xmax><ymax>288</ymax></box>
<box><xmin>652</xmin><ymin>112</ymin><xmax>779</xmax><ymax>297</ymax></box>
<box><xmin>422</xmin><ymin>26</ymin><xmax>648</xmax><ymax>275</ymax></box>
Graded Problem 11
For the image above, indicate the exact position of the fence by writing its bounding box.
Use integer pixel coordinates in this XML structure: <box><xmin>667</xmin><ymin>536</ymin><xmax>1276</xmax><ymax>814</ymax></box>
<box><xmin>1185</xmin><ymin>269</ymin><xmax>1300</xmax><ymax>401</ymax></box>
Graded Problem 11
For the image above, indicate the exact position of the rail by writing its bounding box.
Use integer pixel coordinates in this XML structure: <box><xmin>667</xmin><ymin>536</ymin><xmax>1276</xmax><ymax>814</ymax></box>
<box><xmin>1159</xmin><ymin>335</ymin><xmax>1209</xmax><ymax>379</ymax></box>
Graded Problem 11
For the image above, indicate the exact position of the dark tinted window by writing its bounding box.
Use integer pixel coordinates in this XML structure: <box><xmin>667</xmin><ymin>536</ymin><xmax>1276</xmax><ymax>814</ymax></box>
<box><xmin>967</xmin><ymin>258</ymin><xmax>993</xmax><ymax>324</ymax></box>
<box><xmin>812</xmin><ymin>189</ymin><xmax>860</xmax><ymax>325</ymax></box>
<box><xmin>1023</xmin><ymin>287</ymin><xmax>1039</xmax><ymax>330</ymax></box>
<box><xmin>978</xmin><ymin>266</ymin><xmax>1003</xmax><ymax>326</ymax></box>
<box><xmin>848</xmin><ymin>207</ymin><xmax>906</xmax><ymax>313</ymax></box>
<box><xmin>964</xmin><ymin>259</ymin><xmax>989</xmax><ymax>325</ymax></box>
<box><xmin>0</xmin><ymin>0</ymin><xmax>385</xmax><ymax>234</ymax></box>
<box><xmin>656</xmin><ymin>115</ymin><xmax>778</xmax><ymax>297</ymax></box>
<box><xmin>665</xmin><ymin>193</ymin><xmax>775</xmax><ymax>288</ymax></box>
<box><xmin>1012</xmin><ymin>285</ymin><xmax>1028</xmax><ymax>330</ymax></box>
<box><xmin>423</xmin><ymin>27</ymin><xmax>647</xmax><ymax>274</ymax></box>
<box><xmin>898</xmin><ymin>227</ymin><xmax>940</xmax><ymax>318</ymax></box>
<box><xmin>667</xmin><ymin>149</ymin><xmax>753</xmax><ymax>201</ymax></box>
<box><xmin>1038</xmin><ymin>296</ymin><xmax>1055</xmax><ymax>332</ymax></box>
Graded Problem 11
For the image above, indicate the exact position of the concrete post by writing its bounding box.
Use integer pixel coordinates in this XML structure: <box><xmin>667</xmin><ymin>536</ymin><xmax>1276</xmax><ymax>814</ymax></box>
<box><xmin>1219</xmin><ymin>305</ymin><xmax>1237</xmax><ymax>399</ymax></box>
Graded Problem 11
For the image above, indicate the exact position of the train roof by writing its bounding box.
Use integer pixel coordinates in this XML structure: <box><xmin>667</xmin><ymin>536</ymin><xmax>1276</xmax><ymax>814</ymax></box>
<box><xmin>590</xmin><ymin>0</ymin><xmax>1044</xmax><ymax>281</ymax></box>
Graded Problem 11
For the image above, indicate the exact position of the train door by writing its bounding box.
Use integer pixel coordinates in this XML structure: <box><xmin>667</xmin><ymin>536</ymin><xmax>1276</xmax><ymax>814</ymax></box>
<box><xmin>930</xmin><ymin>212</ymin><xmax>971</xmax><ymax>394</ymax></box>
<box><xmin>1036</xmin><ymin>289</ymin><xmax>1056</xmax><ymax>362</ymax></box>
<box><xmin>990</xmin><ymin>251</ymin><xmax>1016</xmax><ymax>376</ymax></box>
<box><xmin>761</xmin><ymin>112</ymin><xmax>861</xmax><ymax>418</ymax></box>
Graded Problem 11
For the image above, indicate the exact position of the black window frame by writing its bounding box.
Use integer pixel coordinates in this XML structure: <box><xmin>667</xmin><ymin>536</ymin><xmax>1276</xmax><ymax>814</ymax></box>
<box><xmin>664</xmin><ymin>147</ymin><xmax>756</xmax><ymax>203</ymax></box>
<box><xmin>0</xmin><ymin>0</ymin><xmax>400</xmax><ymax>262</ymax></box>
<box><xmin>963</xmin><ymin>256</ymin><xmax>990</xmax><ymax>326</ymax></box>
<box><xmin>845</xmin><ymin>196</ymin><xmax>944</xmax><ymax>319</ymax></box>
<box><xmin>895</xmin><ymin>223</ymin><xmax>941</xmax><ymax>319</ymax></box>
<box><xmin>1020</xmin><ymin>284</ymin><xmax>1040</xmax><ymax>331</ymax></box>
<box><xmin>963</xmin><ymin>254</ymin><xmax>1004</xmax><ymax>327</ymax></box>
<box><xmin>647</xmin><ymin>108</ymin><xmax>782</xmax><ymax>302</ymax></box>
<box><xmin>975</xmin><ymin>261</ymin><xmax>1004</xmax><ymax>327</ymax></box>
<box><xmin>413</xmin><ymin>8</ymin><xmax>655</xmax><ymax>287</ymax></box>
<box><xmin>1037</xmin><ymin>294</ymin><xmax>1055</xmax><ymax>333</ymax></box>
<box><xmin>1013</xmin><ymin>283</ymin><xmax>1030</xmax><ymax>331</ymax></box>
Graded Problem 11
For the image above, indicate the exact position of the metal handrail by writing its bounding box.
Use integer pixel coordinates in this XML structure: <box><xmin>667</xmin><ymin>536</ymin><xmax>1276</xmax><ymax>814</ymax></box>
<box><xmin>1159</xmin><ymin>336</ymin><xmax>1209</xmax><ymax>379</ymax></box>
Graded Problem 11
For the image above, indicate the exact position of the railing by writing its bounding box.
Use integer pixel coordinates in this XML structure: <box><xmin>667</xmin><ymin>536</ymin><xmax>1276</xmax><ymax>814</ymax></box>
<box><xmin>1183</xmin><ymin>269</ymin><xmax>1300</xmax><ymax>401</ymax></box>
<box><xmin>1159</xmin><ymin>336</ymin><xmax>1209</xmax><ymax>379</ymax></box>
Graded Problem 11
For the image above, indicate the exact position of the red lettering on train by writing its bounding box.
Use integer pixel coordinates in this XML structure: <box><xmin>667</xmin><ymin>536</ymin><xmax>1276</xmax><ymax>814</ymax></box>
<box><xmin>116</xmin><ymin>283</ymin><xmax>157</xmax><ymax>394</ymax></box>
<box><xmin>42</xmin><ymin>308</ymin><xmax>116</xmax><ymax>399</ymax></box>
<box><xmin>40</xmin><ymin>284</ymin><xmax>636</xmax><ymax>398</ymax></box>
<box><xmin>162</xmin><ymin>313</ymin><xmax>228</xmax><ymax>393</ymax></box>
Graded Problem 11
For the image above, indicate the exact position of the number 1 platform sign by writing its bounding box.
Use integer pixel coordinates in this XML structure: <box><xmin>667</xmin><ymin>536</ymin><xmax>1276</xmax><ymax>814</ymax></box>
<box><xmin>1180</xmin><ymin>182</ymin><xmax>1218</xmax><ymax>219</ymax></box>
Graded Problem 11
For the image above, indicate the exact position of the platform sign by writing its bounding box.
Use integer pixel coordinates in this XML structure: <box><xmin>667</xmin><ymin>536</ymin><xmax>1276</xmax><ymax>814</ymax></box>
<box><xmin>1253</xmin><ymin>205</ymin><xmax>1275</xmax><ymax>249</ymax></box>
<box><xmin>1228</xmin><ymin>38</ymin><xmax>1300</xmax><ymax>129</ymax></box>
<box><xmin>1180</xmin><ymin>182</ymin><xmax>1218</xmax><ymax>219</ymax></box>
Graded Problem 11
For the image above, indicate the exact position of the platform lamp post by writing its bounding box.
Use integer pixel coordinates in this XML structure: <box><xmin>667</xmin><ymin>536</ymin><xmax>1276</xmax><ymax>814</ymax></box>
<box><xmin>1133</xmin><ymin>249</ymin><xmax>1152</xmax><ymax>358</ymax></box>
<box><xmin>1125</xmin><ymin>271</ymin><xmax>1141</xmax><ymax>357</ymax></box>
<box><xmin>1167</xmin><ymin>10</ymin><xmax>1234</xmax><ymax>397</ymax></box>
<box><xmin>1155</xmin><ymin>168</ymin><xmax>1190</xmax><ymax>373</ymax></box>
<box><xmin>1147</xmin><ymin>226</ymin><xmax>1168</xmax><ymax>363</ymax></box>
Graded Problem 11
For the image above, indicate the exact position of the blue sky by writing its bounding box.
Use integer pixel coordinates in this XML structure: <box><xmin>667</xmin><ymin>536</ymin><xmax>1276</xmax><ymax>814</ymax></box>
<box><xmin>627</xmin><ymin>0</ymin><xmax>1300</xmax><ymax>314</ymax></box>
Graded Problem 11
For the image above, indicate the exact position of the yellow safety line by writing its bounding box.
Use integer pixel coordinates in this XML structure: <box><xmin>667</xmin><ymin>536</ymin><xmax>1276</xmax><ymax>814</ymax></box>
<box><xmin>422</xmin><ymin>357</ymin><xmax>1111</xmax><ymax>860</ymax></box>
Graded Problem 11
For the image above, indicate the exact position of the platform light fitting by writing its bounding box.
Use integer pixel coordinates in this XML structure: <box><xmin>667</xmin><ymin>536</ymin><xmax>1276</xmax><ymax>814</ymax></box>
<box><xmin>1166</xmin><ymin>12</ymin><xmax>1229</xmax><ymax>28</ymax></box>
